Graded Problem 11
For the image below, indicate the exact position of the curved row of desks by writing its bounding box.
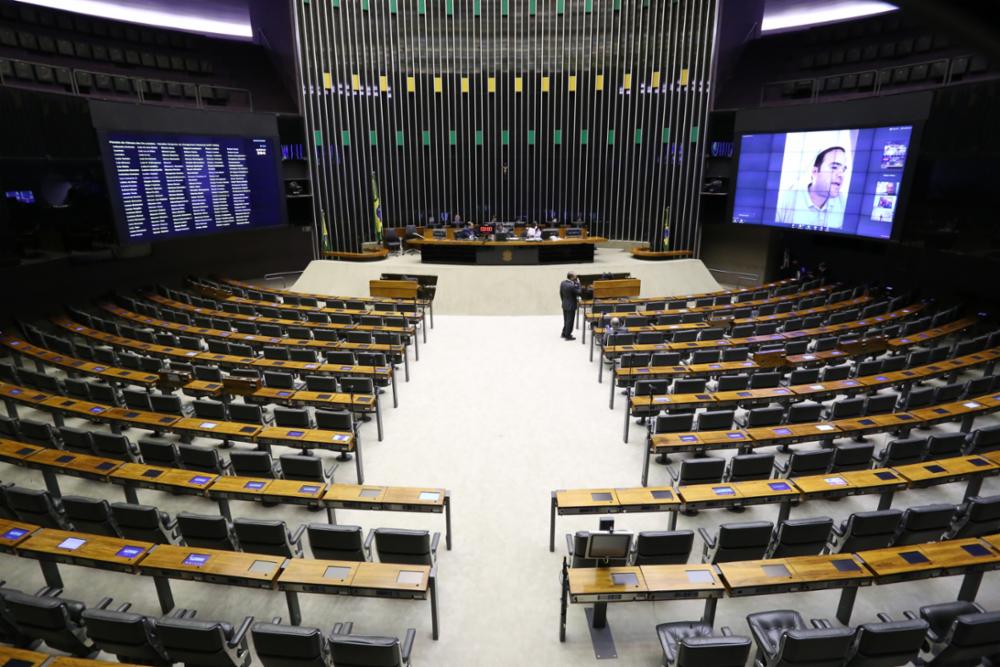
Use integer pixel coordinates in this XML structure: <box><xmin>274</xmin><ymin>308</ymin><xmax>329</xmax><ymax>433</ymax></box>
<box><xmin>0</xmin><ymin>517</ymin><xmax>440</xmax><ymax>638</ymax></box>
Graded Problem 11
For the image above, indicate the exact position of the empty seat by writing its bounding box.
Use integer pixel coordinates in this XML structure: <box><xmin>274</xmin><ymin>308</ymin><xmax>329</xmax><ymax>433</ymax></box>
<box><xmin>946</xmin><ymin>495</ymin><xmax>1000</xmax><ymax>539</ymax></box>
<box><xmin>828</xmin><ymin>510</ymin><xmax>903</xmax><ymax>553</ymax></box>
<box><xmin>864</xmin><ymin>392</ymin><xmax>898</xmax><ymax>415</ymax></box>
<box><xmin>233</xmin><ymin>519</ymin><xmax>304</xmax><ymax>558</ymax></box>
<box><xmin>844</xmin><ymin>618</ymin><xmax>929</xmax><ymax>667</ymax></box>
<box><xmin>329</xmin><ymin>629</ymin><xmax>416</xmax><ymax>667</ymax></box>
<box><xmin>228</xmin><ymin>402</ymin><xmax>269</xmax><ymax>425</ymax></box>
<box><xmin>230</xmin><ymin>450</ymin><xmax>279</xmax><ymax>478</ymax></box>
<box><xmin>176</xmin><ymin>512</ymin><xmax>238</xmax><ymax>551</ymax></box>
<box><xmin>307</xmin><ymin>524</ymin><xmax>367</xmax><ymax>561</ymax></box>
<box><xmin>825</xmin><ymin>396</ymin><xmax>865</xmax><ymax>420</ymax></box>
<box><xmin>669</xmin><ymin>458</ymin><xmax>725</xmax><ymax>488</ymax></box>
<box><xmin>178</xmin><ymin>445</ymin><xmax>231</xmax><ymax>475</ymax></box>
<box><xmin>750</xmin><ymin>372</ymin><xmax>782</xmax><ymax>389</ymax></box>
<box><xmin>927</xmin><ymin>432</ymin><xmax>966</xmax><ymax>459</ymax></box>
<box><xmin>965</xmin><ymin>424</ymin><xmax>1000</xmax><ymax>455</ymax></box>
<box><xmin>18</xmin><ymin>419</ymin><xmax>57</xmax><ymax>446</ymax></box>
<box><xmin>916</xmin><ymin>601</ymin><xmax>1000</xmax><ymax>667</ymax></box>
<box><xmin>58</xmin><ymin>426</ymin><xmax>94</xmax><ymax>455</ymax></box>
<box><xmin>280</xmin><ymin>454</ymin><xmax>335</xmax><ymax>483</ymax></box>
<box><xmin>251</xmin><ymin>621</ymin><xmax>334</xmax><ymax>667</ymax></box>
<box><xmin>6</xmin><ymin>486</ymin><xmax>68</xmax><ymax>528</ymax></box>
<box><xmin>3</xmin><ymin>591</ymin><xmax>104</xmax><ymax>657</ymax></box>
<box><xmin>874</xmin><ymin>437</ymin><xmax>926</xmax><ymax>467</ymax></box>
<box><xmin>92</xmin><ymin>432</ymin><xmax>140</xmax><ymax>462</ymax></box>
<box><xmin>632</xmin><ymin>530</ymin><xmax>694</xmax><ymax>565</ymax></box>
<box><xmin>766</xmin><ymin>517</ymin><xmax>834</xmax><ymax>558</ymax></box>
<box><xmin>700</xmin><ymin>521</ymin><xmax>773</xmax><ymax>564</ymax></box>
<box><xmin>696</xmin><ymin>410</ymin><xmax>734</xmax><ymax>431</ymax></box>
<box><xmin>192</xmin><ymin>399</ymin><xmax>228</xmax><ymax>421</ymax></box>
<box><xmin>775</xmin><ymin>449</ymin><xmax>835</xmax><ymax>478</ymax></box>
<box><xmin>726</xmin><ymin>453</ymin><xmax>775</xmax><ymax>482</ymax></box>
<box><xmin>80</xmin><ymin>605</ymin><xmax>173</xmax><ymax>666</ymax></box>
<box><xmin>740</xmin><ymin>406</ymin><xmax>785</xmax><ymax>428</ymax></box>
<box><xmin>747</xmin><ymin>610</ymin><xmax>854</xmax><ymax>667</ymax></box>
<box><xmin>138</xmin><ymin>437</ymin><xmax>180</xmax><ymax>468</ymax></box>
<box><xmin>156</xmin><ymin>614</ymin><xmax>254</xmax><ymax>667</ymax></box>
<box><xmin>656</xmin><ymin>621</ymin><xmax>752</xmax><ymax>667</ymax></box>
<box><xmin>62</xmin><ymin>496</ymin><xmax>118</xmax><ymax>537</ymax></box>
<box><xmin>274</xmin><ymin>407</ymin><xmax>313</xmax><ymax>429</ymax></box>
<box><xmin>370</xmin><ymin>528</ymin><xmax>439</xmax><ymax>566</ymax></box>
<box><xmin>716</xmin><ymin>374</ymin><xmax>750</xmax><ymax>391</ymax></box>
<box><xmin>787</xmin><ymin>402</ymin><xmax>822</xmax><ymax>424</ymax></box>
<box><xmin>892</xmin><ymin>503</ymin><xmax>956</xmax><ymax>546</ymax></box>
<box><xmin>111</xmin><ymin>503</ymin><xmax>180</xmax><ymax>544</ymax></box>
<box><xmin>830</xmin><ymin>442</ymin><xmax>874</xmax><ymax>472</ymax></box>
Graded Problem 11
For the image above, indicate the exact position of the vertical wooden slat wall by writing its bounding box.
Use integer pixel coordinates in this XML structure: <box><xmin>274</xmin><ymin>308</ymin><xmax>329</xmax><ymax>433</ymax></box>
<box><xmin>295</xmin><ymin>0</ymin><xmax>717</xmax><ymax>253</ymax></box>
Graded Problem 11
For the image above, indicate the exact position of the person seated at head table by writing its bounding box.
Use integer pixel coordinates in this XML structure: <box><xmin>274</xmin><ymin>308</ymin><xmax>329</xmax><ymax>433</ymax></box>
<box><xmin>457</xmin><ymin>222</ymin><xmax>477</xmax><ymax>240</ymax></box>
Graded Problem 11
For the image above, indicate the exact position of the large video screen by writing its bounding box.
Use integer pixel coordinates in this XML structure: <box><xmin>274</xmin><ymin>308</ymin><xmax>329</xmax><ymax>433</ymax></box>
<box><xmin>99</xmin><ymin>131</ymin><xmax>285</xmax><ymax>244</ymax></box>
<box><xmin>731</xmin><ymin>125</ymin><xmax>913</xmax><ymax>239</ymax></box>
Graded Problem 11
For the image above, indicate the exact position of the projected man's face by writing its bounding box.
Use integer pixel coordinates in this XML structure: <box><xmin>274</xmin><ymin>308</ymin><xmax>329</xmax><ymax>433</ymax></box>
<box><xmin>811</xmin><ymin>149</ymin><xmax>847</xmax><ymax>201</ymax></box>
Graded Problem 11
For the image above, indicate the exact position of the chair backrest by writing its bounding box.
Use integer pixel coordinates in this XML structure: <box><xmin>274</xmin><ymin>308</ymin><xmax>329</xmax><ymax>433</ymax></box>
<box><xmin>934</xmin><ymin>610</ymin><xmax>1000</xmax><ymax>665</ymax></box>
<box><xmin>676</xmin><ymin>636</ymin><xmax>751</xmax><ymax>667</ymax></box>
<box><xmin>727</xmin><ymin>453</ymin><xmax>775</xmax><ymax>482</ymax></box>
<box><xmin>786</xmin><ymin>449</ymin><xmax>835</xmax><ymax>477</ymax></box>
<box><xmin>768</xmin><ymin>517</ymin><xmax>833</xmax><ymax>558</ymax></box>
<box><xmin>3</xmin><ymin>591</ymin><xmax>95</xmax><ymax>657</ymax></box>
<box><xmin>6</xmin><ymin>486</ymin><xmax>67</xmax><ymax>528</ymax></box>
<box><xmin>315</xmin><ymin>409</ymin><xmax>354</xmax><ymax>432</ymax></box>
<box><xmin>902</xmin><ymin>386</ymin><xmax>935</xmax><ymax>409</ymax></box>
<box><xmin>716</xmin><ymin>374</ymin><xmax>750</xmax><ymax>391</ymax></box>
<box><xmin>138</xmin><ymin>437</ymin><xmax>180</xmax><ymax>467</ymax></box>
<box><xmin>750</xmin><ymin>372</ymin><xmax>782</xmax><ymax>389</ymax></box>
<box><xmin>838</xmin><ymin>510</ymin><xmax>903</xmax><ymax>552</ymax></box>
<box><xmin>81</xmin><ymin>607</ymin><xmax>171</xmax><ymax>665</ymax></box>
<box><xmin>966</xmin><ymin>424</ymin><xmax>1000</xmax><ymax>454</ymax></box>
<box><xmin>787</xmin><ymin>403</ymin><xmax>822</xmax><ymax>424</ymax></box>
<box><xmin>307</xmin><ymin>524</ymin><xmax>366</xmax><ymax>561</ymax></box>
<box><xmin>672</xmin><ymin>378</ymin><xmax>707</xmax><ymax>394</ymax></box>
<box><xmin>831</xmin><ymin>442</ymin><xmax>874</xmax><ymax>472</ymax></box>
<box><xmin>92</xmin><ymin>432</ymin><xmax>138</xmax><ymax>462</ymax></box>
<box><xmin>772</xmin><ymin>627</ymin><xmax>855</xmax><ymax>666</ymax></box>
<box><xmin>58</xmin><ymin>426</ymin><xmax>94</xmax><ymax>454</ymax></box>
<box><xmin>949</xmin><ymin>495</ymin><xmax>1000</xmax><ymax>538</ymax></box>
<box><xmin>678</xmin><ymin>458</ymin><xmax>726</xmax><ymax>485</ymax></box>
<box><xmin>233</xmin><ymin>519</ymin><xmax>297</xmax><ymax>558</ymax></box>
<box><xmin>176</xmin><ymin>512</ymin><xmax>237</xmax><ymax>551</ymax></box>
<box><xmin>251</xmin><ymin>623</ymin><xmax>330</xmax><ymax>667</ymax></box>
<box><xmin>304</xmin><ymin>375</ymin><xmax>338</xmax><ymax>392</ymax></box>
<box><xmin>62</xmin><ymin>496</ymin><xmax>118</xmax><ymax>537</ymax></box>
<box><xmin>372</xmin><ymin>528</ymin><xmax>434</xmax><ymax>566</ymax></box>
<box><xmin>178</xmin><ymin>445</ymin><xmax>226</xmax><ymax>474</ymax></box>
<box><xmin>893</xmin><ymin>503</ymin><xmax>956</xmax><ymax>546</ymax></box>
<box><xmin>879</xmin><ymin>437</ymin><xmax>927</xmax><ymax>467</ymax></box>
<box><xmin>829</xmin><ymin>397</ymin><xmax>865</xmax><ymax>419</ymax></box>
<box><xmin>111</xmin><ymin>502</ymin><xmax>176</xmax><ymax>544</ymax></box>
<box><xmin>228</xmin><ymin>402</ymin><xmax>266</xmax><ymax>425</ymax></box>
<box><xmin>156</xmin><ymin>616</ymin><xmax>248</xmax><ymax>667</ymax></box>
<box><xmin>230</xmin><ymin>450</ymin><xmax>276</xmax><ymax>478</ymax></box>
<box><xmin>280</xmin><ymin>454</ymin><xmax>327</xmax><ymax>483</ymax></box>
<box><xmin>633</xmin><ymin>530</ymin><xmax>694</xmax><ymax>565</ymax></box>
<box><xmin>846</xmin><ymin>619</ymin><xmax>928</xmax><ymax>667</ymax></box>
<box><xmin>746</xmin><ymin>406</ymin><xmax>785</xmax><ymax>428</ymax></box>
<box><xmin>193</xmin><ymin>399</ymin><xmax>228</xmax><ymax>420</ymax></box>
<box><xmin>328</xmin><ymin>633</ymin><xmax>406</xmax><ymax>667</ymax></box>
<box><xmin>712</xmin><ymin>522</ymin><xmax>773</xmax><ymax>563</ymax></box>
<box><xmin>654</xmin><ymin>412</ymin><xmax>694</xmax><ymax>434</ymax></box>
<box><xmin>788</xmin><ymin>368</ymin><xmax>821</xmax><ymax>385</ymax></box>
<box><xmin>864</xmin><ymin>392</ymin><xmax>898</xmax><ymax>415</ymax></box>
<box><xmin>264</xmin><ymin>370</ymin><xmax>296</xmax><ymax>388</ymax></box>
<box><xmin>821</xmin><ymin>364</ymin><xmax>851</xmax><ymax>381</ymax></box>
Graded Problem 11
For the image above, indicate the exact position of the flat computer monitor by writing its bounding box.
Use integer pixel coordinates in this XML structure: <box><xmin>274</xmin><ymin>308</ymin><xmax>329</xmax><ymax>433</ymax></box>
<box><xmin>564</xmin><ymin>227</ymin><xmax>583</xmax><ymax>237</ymax></box>
<box><xmin>541</xmin><ymin>229</ymin><xmax>560</xmax><ymax>240</ymax></box>
<box><xmin>583</xmin><ymin>531</ymin><xmax>632</xmax><ymax>561</ymax></box>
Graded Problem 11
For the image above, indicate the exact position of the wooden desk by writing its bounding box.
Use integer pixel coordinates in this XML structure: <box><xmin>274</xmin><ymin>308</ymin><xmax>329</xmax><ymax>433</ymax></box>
<box><xmin>278</xmin><ymin>559</ymin><xmax>438</xmax><ymax>638</ymax></box>
<box><xmin>0</xmin><ymin>646</ymin><xmax>49</xmax><ymax>667</ymax></box>
<box><xmin>592</xmin><ymin>279</ymin><xmax>641</xmax><ymax>300</ymax></box>
<box><xmin>549</xmin><ymin>488</ymin><xmax>679</xmax><ymax>551</ymax></box>
<box><xmin>409</xmin><ymin>237</ymin><xmax>606</xmax><ymax>265</ymax></box>
<box><xmin>323</xmin><ymin>484</ymin><xmax>452</xmax><ymax>549</ymax></box>
<box><xmin>370</xmin><ymin>279</ymin><xmax>419</xmax><ymax>300</ymax></box>
<box><xmin>0</xmin><ymin>334</ymin><xmax>161</xmax><ymax>388</ymax></box>
<box><xmin>109</xmin><ymin>463</ymin><xmax>218</xmax><ymax>503</ymax></box>
<box><xmin>255</xmin><ymin>426</ymin><xmax>360</xmax><ymax>481</ymax></box>
<box><xmin>49</xmin><ymin>657</ymin><xmax>147</xmax><ymax>667</ymax></box>
<box><xmin>16</xmin><ymin>529</ymin><xmax>153</xmax><ymax>588</ymax></box>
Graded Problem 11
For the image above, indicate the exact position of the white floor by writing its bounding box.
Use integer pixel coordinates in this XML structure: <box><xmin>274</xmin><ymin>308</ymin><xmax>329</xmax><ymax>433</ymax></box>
<box><xmin>2</xmin><ymin>315</ymin><xmax>999</xmax><ymax>666</ymax></box>
<box><xmin>291</xmin><ymin>252</ymin><xmax>721</xmax><ymax>315</ymax></box>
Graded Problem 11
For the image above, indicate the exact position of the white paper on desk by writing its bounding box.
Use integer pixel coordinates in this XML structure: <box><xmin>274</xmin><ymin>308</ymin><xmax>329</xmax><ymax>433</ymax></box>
<box><xmin>199</xmin><ymin>422</ymin><xmax>218</xmax><ymax>429</ymax></box>
<box><xmin>816</xmin><ymin>424</ymin><xmax>835</xmax><ymax>431</ymax></box>
<box><xmin>964</xmin><ymin>402</ymin><xmax>982</xmax><ymax>408</ymax></box>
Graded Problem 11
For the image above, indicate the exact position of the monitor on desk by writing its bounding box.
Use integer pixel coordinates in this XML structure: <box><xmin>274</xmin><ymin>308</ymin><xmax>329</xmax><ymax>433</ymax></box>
<box><xmin>541</xmin><ymin>228</ymin><xmax>560</xmax><ymax>240</ymax></box>
<box><xmin>584</xmin><ymin>532</ymin><xmax>633</xmax><ymax>561</ymax></box>
<box><xmin>565</xmin><ymin>227</ymin><xmax>583</xmax><ymax>237</ymax></box>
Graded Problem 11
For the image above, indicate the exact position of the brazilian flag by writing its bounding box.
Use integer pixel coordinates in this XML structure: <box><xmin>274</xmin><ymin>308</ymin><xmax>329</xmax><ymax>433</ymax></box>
<box><xmin>371</xmin><ymin>171</ymin><xmax>383</xmax><ymax>243</ymax></box>
<box><xmin>320</xmin><ymin>210</ymin><xmax>332</xmax><ymax>254</ymax></box>
<box><xmin>662</xmin><ymin>206</ymin><xmax>671</xmax><ymax>250</ymax></box>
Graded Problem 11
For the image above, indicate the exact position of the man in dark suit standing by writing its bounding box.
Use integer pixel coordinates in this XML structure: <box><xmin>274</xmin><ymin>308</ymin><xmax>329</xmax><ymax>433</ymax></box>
<box><xmin>559</xmin><ymin>272</ymin><xmax>582</xmax><ymax>340</ymax></box>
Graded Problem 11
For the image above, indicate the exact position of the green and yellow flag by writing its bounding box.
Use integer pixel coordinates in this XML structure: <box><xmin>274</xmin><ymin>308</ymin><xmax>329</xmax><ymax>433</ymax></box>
<box><xmin>320</xmin><ymin>210</ymin><xmax>332</xmax><ymax>254</ymax></box>
<box><xmin>371</xmin><ymin>171</ymin><xmax>383</xmax><ymax>242</ymax></box>
<box><xmin>662</xmin><ymin>206</ymin><xmax>671</xmax><ymax>251</ymax></box>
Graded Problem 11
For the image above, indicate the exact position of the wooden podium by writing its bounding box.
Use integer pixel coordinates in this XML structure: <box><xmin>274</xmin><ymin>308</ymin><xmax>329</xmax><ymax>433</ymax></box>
<box><xmin>369</xmin><ymin>279</ymin><xmax>419</xmax><ymax>300</ymax></box>
<box><xmin>591</xmin><ymin>278</ymin><xmax>641</xmax><ymax>300</ymax></box>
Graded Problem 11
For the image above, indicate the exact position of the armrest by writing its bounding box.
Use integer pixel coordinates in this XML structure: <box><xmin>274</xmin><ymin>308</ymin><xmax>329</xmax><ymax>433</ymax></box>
<box><xmin>35</xmin><ymin>587</ymin><xmax>63</xmax><ymax>597</ymax></box>
<box><xmin>876</xmin><ymin>612</ymin><xmax>894</xmax><ymax>623</ymax></box>
<box><xmin>400</xmin><ymin>627</ymin><xmax>416</xmax><ymax>664</ymax></box>
<box><xmin>697</xmin><ymin>528</ymin><xmax>716</xmax><ymax>549</ymax></box>
<box><xmin>720</xmin><ymin>626</ymin><xmax>733</xmax><ymax>637</ymax></box>
<box><xmin>811</xmin><ymin>619</ymin><xmax>833</xmax><ymax>629</ymax></box>
<box><xmin>364</xmin><ymin>529</ymin><xmax>375</xmax><ymax>552</ymax></box>
<box><xmin>228</xmin><ymin>616</ymin><xmax>254</xmax><ymax>648</ymax></box>
<box><xmin>830</xmin><ymin>523</ymin><xmax>845</xmax><ymax>538</ymax></box>
<box><xmin>270</xmin><ymin>616</ymin><xmax>282</xmax><ymax>624</ymax></box>
<box><xmin>96</xmin><ymin>597</ymin><xmax>114</xmax><ymax>610</ymax></box>
<box><xmin>430</xmin><ymin>532</ymin><xmax>441</xmax><ymax>555</ymax></box>
<box><xmin>219</xmin><ymin>458</ymin><xmax>232</xmax><ymax>472</ymax></box>
<box><xmin>774</xmin><ymin>459</ymin><xmax>789</xmax><ymax>475</ymax></box>
<box><xmin>665</xmin><ymin>464</ymin><xmax>680</xmax><ymax>482</ymax></box>
<box><xmin>903</xmin><ymin>610</ymin><xmax>919</xmax><ymax>621</ymax></box>
<box><xmin>330</xmin><ymin>621</ymin><xmax>353</xmax><ymax>636</ymax></box>
<box><xmin>115</xmin><ymin>602</ymin><xmax>133</xmax><ymax>613</ymax></box>
<box><xmin>324</xmin><ymin>462</ymin><xmax>339</xmax><ymax>480</ymax></box>
<box><xmin>290</xmin><ymin>523</ymin><xmax>307</xmax><ymax>544</ymax></box>
<box><xmin>565</xmin><ymin>533</ymin><xmax>575</xmax><ymax>556</ymax></box>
